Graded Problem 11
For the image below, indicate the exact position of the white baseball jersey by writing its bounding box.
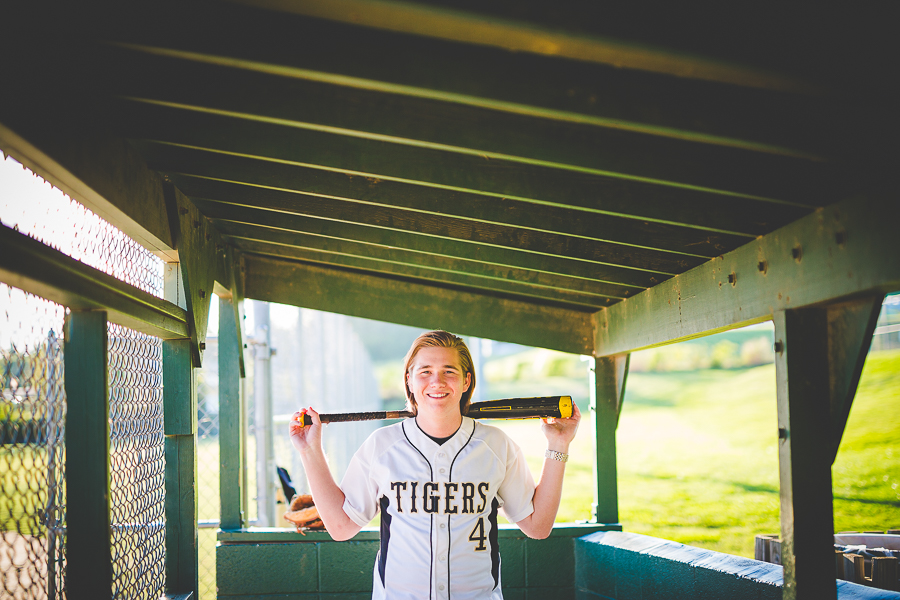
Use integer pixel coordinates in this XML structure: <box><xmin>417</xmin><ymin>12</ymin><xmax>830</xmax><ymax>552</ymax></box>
<box><xmin>340</xmin><ymin>416</ymin><xmax>536</xmax><ymax>600</ymax></box>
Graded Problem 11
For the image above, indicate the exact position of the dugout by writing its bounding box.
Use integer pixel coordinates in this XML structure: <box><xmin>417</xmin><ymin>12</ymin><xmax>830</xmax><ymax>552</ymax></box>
<box><xmin>1</xmin><ymin>2</ymin><xmax>898</xmax><ymax>599</ymax></box>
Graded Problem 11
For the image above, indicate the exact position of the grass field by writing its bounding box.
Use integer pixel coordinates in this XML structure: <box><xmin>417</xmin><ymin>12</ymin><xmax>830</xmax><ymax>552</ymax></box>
<box><xmin>492</xmin><ymin>348</ymin><xmax>900</xmax><ymax>557</ymax></box>
<box><xmin>0</xmin><ymin>445</ymin><xmax>52</xmax><ymax>534</ymax></box>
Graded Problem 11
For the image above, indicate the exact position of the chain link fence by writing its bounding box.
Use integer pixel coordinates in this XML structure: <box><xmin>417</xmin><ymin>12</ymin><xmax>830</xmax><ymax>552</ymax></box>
<box><xmin>273</xmin><ymin>308</ymin><xmax>381</xmax><ymax>499</ymax></box>
<box><xmin>0</xmin><ymin>158</ymin><xmax>164</xmax><ymax>298</ymax></box>
<box><xmin>108</xmin><ymin>324</ymin><xmax>165</xmax><ymax>599</ymax></box>
<box><xmin>1</xmin><ymin>285</ymin><xmax>66</xmax><ymax>599</ymax></box>
<box><xmin>1</xmin><ymin>155</ymin><xmax>166</xmax><ymax>599</ymax></box>
<box><xmin>196</xmin><ymin>331</ymin><xmax>220</xmax><ymax>600</ymax></box>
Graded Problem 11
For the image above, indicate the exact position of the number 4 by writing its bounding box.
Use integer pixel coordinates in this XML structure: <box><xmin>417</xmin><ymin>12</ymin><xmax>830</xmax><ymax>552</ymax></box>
<box><xmin>468</xmin><ymin>517</ymin><xmax>487</xmax><ymax>551</ymax></box>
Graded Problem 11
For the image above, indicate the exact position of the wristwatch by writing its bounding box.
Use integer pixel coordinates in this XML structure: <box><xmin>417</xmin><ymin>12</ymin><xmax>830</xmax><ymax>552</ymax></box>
<box><xmin>545</xmin><ymin>449</ymin><xmax>569</xmax><ymax>462</ymax></box>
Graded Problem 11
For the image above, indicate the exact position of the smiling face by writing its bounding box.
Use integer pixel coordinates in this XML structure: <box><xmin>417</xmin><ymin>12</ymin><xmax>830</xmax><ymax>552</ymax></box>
<box><xmin>406</xmin><ymin>346</ymin><xmax>472</xmax><ymax>417</ymax></box>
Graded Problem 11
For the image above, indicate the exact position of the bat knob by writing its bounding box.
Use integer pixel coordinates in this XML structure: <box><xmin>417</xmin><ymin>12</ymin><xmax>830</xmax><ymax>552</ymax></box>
<box><xmin>559</xmin><ymin>396</ymin><xmax>573</xmax><ymax>418</ymax></box>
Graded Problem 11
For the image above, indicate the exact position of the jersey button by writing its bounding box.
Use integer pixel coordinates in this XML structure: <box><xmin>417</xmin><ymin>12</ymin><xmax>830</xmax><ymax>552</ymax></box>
<box><xmin>439</xmin><ymin>584</ymin><xmax>445</xmax><ymax>590</ymax></box>
<box><xmin>439</xmin><ymin>467</ymin><xmax>446</xmax><ymax>474</ymax></box>
<box><xmin>440</xmin><ymin>523</ymin><xmax>446</xmax><ymax>529</ymax></box>
<box><xmin>440</xmin><ymin>555</ymin><xmax>446</xmax><ymax>561</ymax></box>
<box><xmin>438</xmin><ymin>452</ymin><xmax>445</xmax><ymax>458</ymax></box>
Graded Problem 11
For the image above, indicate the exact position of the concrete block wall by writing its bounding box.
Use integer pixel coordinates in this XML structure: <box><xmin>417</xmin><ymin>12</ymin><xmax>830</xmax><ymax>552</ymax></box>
<box><xmin>575</xmin><ymin>531</ymin><xmax>900</xmax><ymax>600</ymax></box>
<box><xmin>217</xmin><ymin>523</ymin><xmax>612</xmax><ymax>599</ymax></box>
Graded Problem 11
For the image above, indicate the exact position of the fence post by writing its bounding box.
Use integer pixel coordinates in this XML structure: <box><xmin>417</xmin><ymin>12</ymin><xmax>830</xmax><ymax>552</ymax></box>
<box><xmin>64</xmin><ymin>310</ymin><xmax>111</xmax><ymax>598</ymax></box>
<box><xmin>774</xmin><ymin>298</ymin><xmax>881</xmax><ymax>600</ymax></box>
<box><xmin>253</xmin><ymin>301</ymin><xmax>276</xmax><ymax>526</ymax></box>
<box><xmin>46</xmin><ymin>328</ymin><xmax>64</xmax><ymax>598</ymax></box>
<box><xmin>164</xmin><ymin>338</ymin><xmax>198</xmax><ymax>595</ymax></box>
<box><xmin>219</xmin><ymin>297</ymin><xmax>244</xmax><ymax>529</ymax></box>
<box><xmin>164</xmin><ymin>263</ymin><xmax>199</xmax><ymax>596</ymax></box>
<box><xmin>591</xmin><ymin>354</ymin><xmax>629</xmax><ymax>525</ymax></box>
<box><xmin>774</xmin><ymin>308</ymin><xmax>837</xmax><ymax>600</ymax></box>
<box><xmin>872</xmin><ymin>556</ymin><xmax>899</xmax><ymax>591</ymax></box>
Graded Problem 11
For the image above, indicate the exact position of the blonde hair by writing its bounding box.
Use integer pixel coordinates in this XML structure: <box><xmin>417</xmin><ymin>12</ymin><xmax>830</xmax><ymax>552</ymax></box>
<box><xmin>403</xmin><ymin>330</ymin><xmax>476</xmax><ymax>415</ymax></box>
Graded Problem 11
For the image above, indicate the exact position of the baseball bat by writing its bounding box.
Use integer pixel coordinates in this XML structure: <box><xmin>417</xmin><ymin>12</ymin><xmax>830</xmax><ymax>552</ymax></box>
<box><xmin>297</xmin><ymin>395</ymin><xmax>573</xmax><ymax>426</ymax></box>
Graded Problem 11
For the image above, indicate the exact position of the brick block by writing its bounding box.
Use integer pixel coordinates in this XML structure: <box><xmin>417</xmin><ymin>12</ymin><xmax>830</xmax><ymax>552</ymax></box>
<box><xmin>501</xmin><ymin>534</ymin><xmax>527</xmax><ymax>588</ymax></box>
<box><xmin>575</xmin><ymin>535</ymin><xmax>616</xmax><ymax>597</ymax></box>
<box><xmin>526</xmin><ymin>536</ymin><xmax>574</xmax><ymax>589</ymax></box>
<box><xmin>318</xmin><ymin>540</ymin><xmax>378</xmax><ymax>593</ymax></box>
<box><xmin>218</xmin><ymin>543</ymin><xmax>317</xmax><ymax>595</ymax></box>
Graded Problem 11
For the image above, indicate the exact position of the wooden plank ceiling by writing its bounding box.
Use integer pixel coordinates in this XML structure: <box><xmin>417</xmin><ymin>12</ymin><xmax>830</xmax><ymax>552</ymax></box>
<box><xmin>5</xmin><ymin>1</ymin><xmax>893</xmax><ymax>343</ymax></box>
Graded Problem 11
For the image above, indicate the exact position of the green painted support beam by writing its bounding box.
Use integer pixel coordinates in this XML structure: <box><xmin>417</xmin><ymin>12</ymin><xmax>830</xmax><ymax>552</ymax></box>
<box><xmin>594</xmin><ymin>195</ymin><xmax>900</xmax><ymax>356</ymax></box>
<box><xmin>164</xmin><ymin>338</ymin><xmax>198</xmax><ymax>436</ymax></box>
<box><xmin>165</xmin><ymin>263</ymin><xmax>188</xmax><ymax>311</ymax></box>
<box><xmin>213</xmin><ymin>246</ymin><xmax>246</xmax><ymax>377</ymax></box>
<box><xmin>591</xmin><ymin>354</ymin><xmax>629</xmax><ymax>525</ymax></box>
<box><xmin>0</xmin><ymin>223</ymin><xmax>188</xmax><ymax>339</ymax></box>
<box><xmin>163</xmin><ymin>338</ymin><xmax>199</xmax><ymax>597</ymax></box>
<box><xmin>122</xmin><ymin>106</ymin><xmax>813</xmax><ymax>235</ymax></box>
<box><xmin>163</xmin><ymin>183</ymin><xmax>227</xmax><ymax>367</ymax></box>
<box><xmin>774</xmin><ymin>309</ymin><xmax>837</xmax><ymax>600</ymax></box>
<box><xmin>64</xmin><ymin>310</ymin><xmax>111</xmax><ymax>599</ymax></box>
<box><xmin>821</xmin><ymin>296</ymin><xmax>884</xmax><ymax>463</ymax></box>
<box><xmin>165</xmin><ymin>435</ymin><xmax>199</xmax><ymax>597</ymax></box>
<box><xmin>219</xmin><ymin>297</ymin><xmax>245</xmax><ymax>529</ymax></box>
<box><xmin>231</xmin><ymin>249</ymin><xmax>247</xmax><ymax>378</ymax></box>
<box><xmin>774</xmin><ymin>296</ymin><xmax>882</xmax><ymax>600</ymax></box>
<box><xmin>243</xmin><ymin>253</ymin><xmax>594</xmax><ymax>355</ymax></box>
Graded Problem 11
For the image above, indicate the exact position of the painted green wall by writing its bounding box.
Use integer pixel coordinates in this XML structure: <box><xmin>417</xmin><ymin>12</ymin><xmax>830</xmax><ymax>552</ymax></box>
<box><xmin>574</xmin><ymin>531</ymin><xmax>900</xmax><ymax>600</ymax></box>
<box><xmin>217</xmin><ymin>524</ymin><xmax>611</xmax><ymax>599</ymax></box>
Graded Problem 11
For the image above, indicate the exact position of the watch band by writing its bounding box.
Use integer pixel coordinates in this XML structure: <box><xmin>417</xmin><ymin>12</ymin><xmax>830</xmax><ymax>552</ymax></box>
<box><xmin>545</xmin><ymin>449</ymin><xmax>569</xmax><ymax>462</ymax></box>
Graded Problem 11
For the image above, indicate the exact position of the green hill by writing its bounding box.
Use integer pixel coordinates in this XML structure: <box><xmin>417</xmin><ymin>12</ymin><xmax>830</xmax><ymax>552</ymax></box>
<box><xmin>492</xmin><ymin>348</ymin><xmax>900</xmax><ymax>557</ymax></box>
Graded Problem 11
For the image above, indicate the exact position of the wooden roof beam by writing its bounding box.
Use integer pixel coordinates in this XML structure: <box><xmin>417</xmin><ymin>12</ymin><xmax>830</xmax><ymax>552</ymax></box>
<box><xmin>0</xmin><ymin>118</ymin><xmax>176</xmax><ymax>262</ymax></box>
<box><xmin>593</xmin><ymin>195</ymin><xmax>900</xmax><ymax>356</ymax></box>
<box><xmin>120</xmin><ymin>108</ymin><xmax>814</xmax><ymax>236</ymax></box>
<box><xmin>138</xmin><ymin>144</ymin><xmax>750</xmax><ymax>257</ymax></box>
<box><xmin>229</xmin><ymin>0</ymin><xmax>818</xmax><ymax>94</ymax></box>
<box><xmin>0</xmin><ymin>223</ymin><xmax>188</xmax><ymax>340</ymax></box>
<box><xmin>224</xmin><ymin>224</ymin><xmax>638</xmax><ymax>299</ymax></box>
<box><xmin>180</xmin><ymin>180</ymin><xmax>701</xmax><ymax>275</ymax></box>
<box><xmin>90</xmin><ymin>3</ymin><xmax>830</xmax><ymax>156</ymax></box>
<box><xmin>194</xmin><ymin>201</ymin><xmax>669</xmax><ymax>289</ymax></box>
<box><xmin>234</xmin><ymin>241</ymin><xmax>622</xmax><ymax>310</ymax></box>
<box><xmin>0</xmin><ymin>91</ymin><xmax>236</xmax><ymax>363</ymax></box>
<box><xmin>95</xmin><ymin>46</ymin><xmax>836</xmax><ymax>205</ymax></box>
<box><xmin>243</xmin><ymin>253</ymin><xmax>596</xmax><ymax>355</ymax></box>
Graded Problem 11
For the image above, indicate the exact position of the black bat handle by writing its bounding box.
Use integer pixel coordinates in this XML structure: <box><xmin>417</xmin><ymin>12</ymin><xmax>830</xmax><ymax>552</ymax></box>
<box><xmin>301</xmin><ymin>410</ymin><xmax>413</xmax><ymax>426</ymax></box>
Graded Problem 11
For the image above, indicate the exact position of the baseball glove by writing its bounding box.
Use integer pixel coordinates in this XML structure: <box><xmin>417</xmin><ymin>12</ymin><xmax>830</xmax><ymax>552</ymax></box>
<box><xmin>284</xmin><ymin>494</ymin><xmax>324</xmax><ymax>533</ymax></box>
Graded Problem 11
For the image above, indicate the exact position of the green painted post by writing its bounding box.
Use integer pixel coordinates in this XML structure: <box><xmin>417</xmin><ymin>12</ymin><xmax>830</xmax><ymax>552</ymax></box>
<box><xmin>591</xmin><ymin>354</ymin><xmax>629</xmax><ymax>524</ymax></box>
<box><xmin>64</xmin><ymin>310</ymin><xmax>111</xmax><ymax>599</ymax></box>
<box><xmin>219</xmin><ymin>296</ymin><xmax>245</xmax><ymax>529</ymax></box>
<box><xmin>164</xmin><ymin>338</ymin><xmax>199</xmax><ymax>596</ymax></box>
<box><xmin>774</xmin><ymin>309</ymin><xmax>837</xmax><ymax>600</ymax></box>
